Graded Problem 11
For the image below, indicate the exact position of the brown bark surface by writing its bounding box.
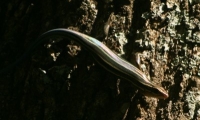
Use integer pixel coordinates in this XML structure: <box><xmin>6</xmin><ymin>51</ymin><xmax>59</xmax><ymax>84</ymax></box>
<box><xmin>0</xmin><ymin>0</ymin><xmax>200</xmax><ymax>119</ymax></box>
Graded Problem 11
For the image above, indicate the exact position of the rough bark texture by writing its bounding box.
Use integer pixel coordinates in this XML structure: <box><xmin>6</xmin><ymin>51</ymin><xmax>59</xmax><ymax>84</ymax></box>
<box><xmin>1</xmin><ymin>0</ymin><xmax>200</xmax><ymax>120</ymax></box>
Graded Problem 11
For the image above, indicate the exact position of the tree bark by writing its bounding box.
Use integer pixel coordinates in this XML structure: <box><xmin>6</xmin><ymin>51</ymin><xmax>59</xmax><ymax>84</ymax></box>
<box><xmin>0</xmin><ymin>0</ymin><xmax>200</xmax><ymax>119</ymax></box>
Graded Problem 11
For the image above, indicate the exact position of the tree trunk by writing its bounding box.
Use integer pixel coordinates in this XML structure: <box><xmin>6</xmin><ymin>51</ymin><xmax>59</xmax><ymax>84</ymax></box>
<box><xmin>0</xmin><ymin>0</ymin><xmax>200</xmax><ymax>119</ymax></box>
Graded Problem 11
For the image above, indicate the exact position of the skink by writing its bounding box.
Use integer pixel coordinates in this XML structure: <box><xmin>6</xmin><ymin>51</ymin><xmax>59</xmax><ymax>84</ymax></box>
<box><xmin>0</xmin><ymin>28</ymin><xmax>168</xmax><ymax>99</ymax></box>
